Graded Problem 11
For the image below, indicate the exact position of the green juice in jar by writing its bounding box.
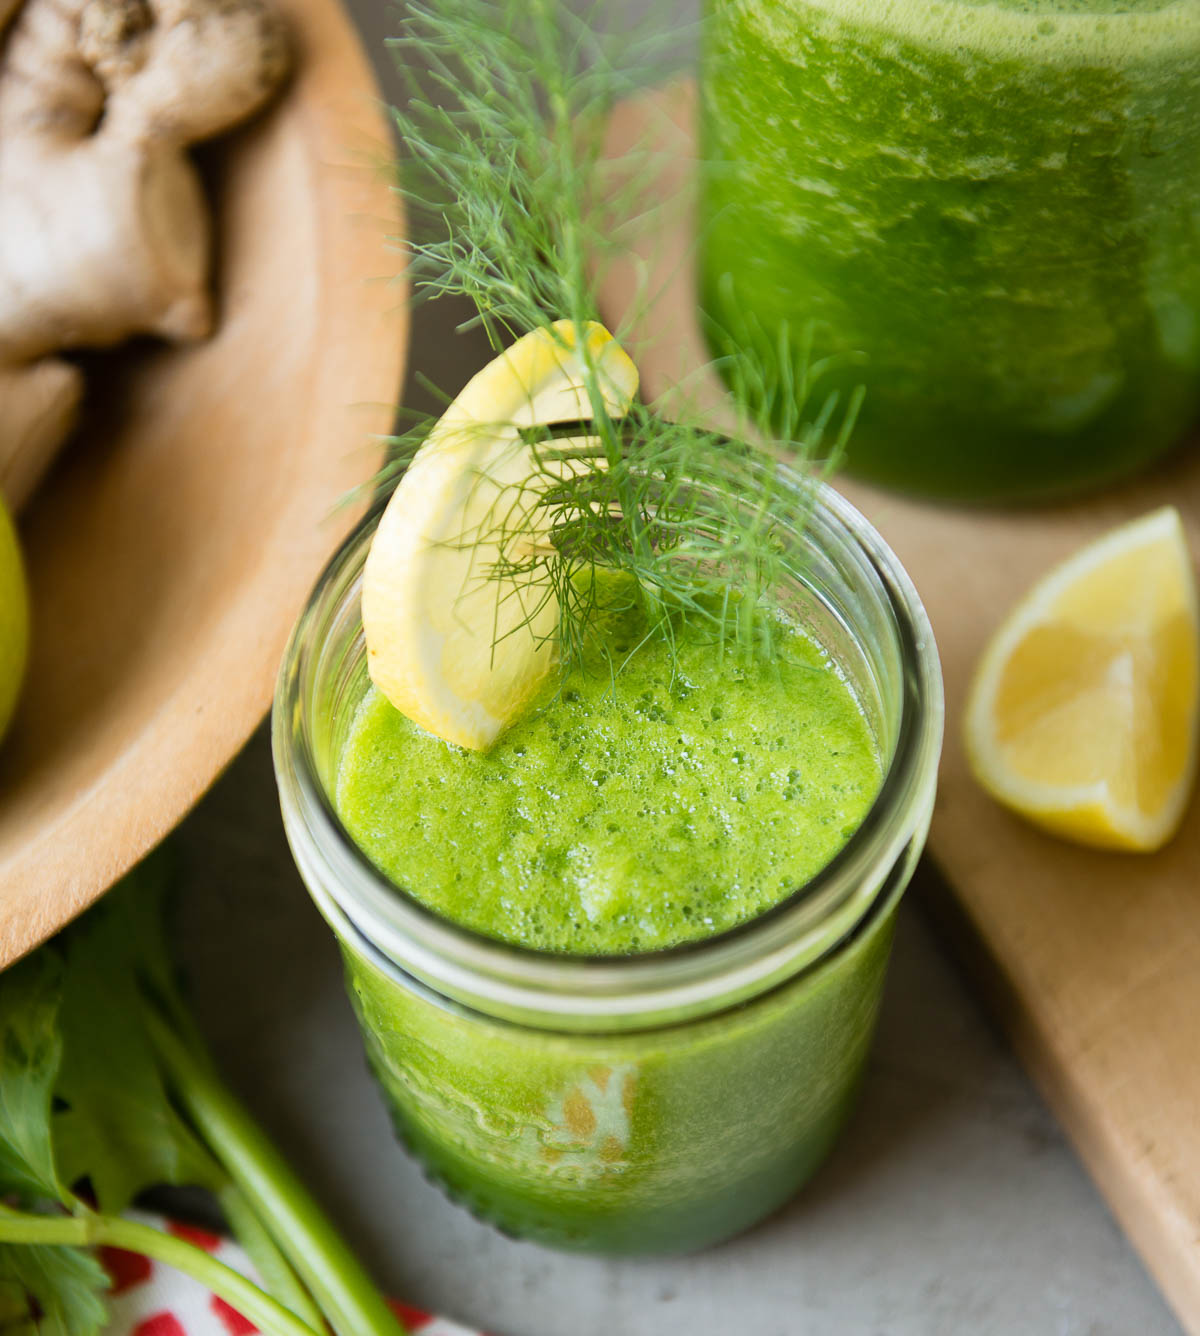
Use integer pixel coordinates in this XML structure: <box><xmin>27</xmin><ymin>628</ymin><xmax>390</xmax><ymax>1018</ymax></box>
<box><xmin>700</xmin><ymin>0</ymin><xmax>1200</xmax><ymax>501</ymax></box>
<box><xmin>332</xmin><ymin>587</ymin><xmax>892</xmax><ymax>1253</ymax></box>
<box><xmin>274</xmin><ymin>469</ymin><xmax>942</xmax><ymax>1257</ymax></box>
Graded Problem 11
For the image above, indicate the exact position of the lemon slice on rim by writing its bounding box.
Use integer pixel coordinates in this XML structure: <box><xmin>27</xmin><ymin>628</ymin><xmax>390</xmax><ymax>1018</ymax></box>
<box><xmin>362</xmin><ymin>320</ymin><xmax>639</xmax><ymax>751</ymax></box>
<box><xmin>965</xmin><ymin>507</ymin><xmax>1200</xmax><ymax>852</ymax></box>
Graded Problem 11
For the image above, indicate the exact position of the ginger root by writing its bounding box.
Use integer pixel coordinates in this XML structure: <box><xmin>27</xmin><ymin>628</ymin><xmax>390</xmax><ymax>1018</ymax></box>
<box><xmin>0</xmin><ymin>0</ymin><xmax>289</xmax><ymax>511</ymax></box>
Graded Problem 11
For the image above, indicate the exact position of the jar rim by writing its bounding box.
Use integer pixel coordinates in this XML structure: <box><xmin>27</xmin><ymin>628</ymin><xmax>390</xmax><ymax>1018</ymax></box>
<box><xmin>272</xmin><ymin>463</ymin><xmax>944</xmax><ymax>1027</ymax></box>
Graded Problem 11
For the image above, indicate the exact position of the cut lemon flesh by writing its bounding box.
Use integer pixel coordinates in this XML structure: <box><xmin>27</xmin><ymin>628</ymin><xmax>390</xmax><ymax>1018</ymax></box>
<box><xmin>361</xmin><ymin>321</ymin><xmax>639</xmax><ymax>751</ymax></box>
<box><xmin>965</xmin><ymin>507</ymin><xmax>1200</xmax><ymax>852</ymax></box>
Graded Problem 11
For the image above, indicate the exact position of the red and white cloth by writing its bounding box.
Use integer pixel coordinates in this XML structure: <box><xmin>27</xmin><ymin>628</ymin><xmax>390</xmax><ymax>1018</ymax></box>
<box><xmin>101</xmin><ymin>1212</ymin><xmax>483</xmax><ymax>1336</ymax></box>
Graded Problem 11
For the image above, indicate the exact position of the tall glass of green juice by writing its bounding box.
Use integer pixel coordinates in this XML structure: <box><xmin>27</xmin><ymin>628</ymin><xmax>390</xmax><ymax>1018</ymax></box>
<box><xmin>273</xmin><ymin>464</ymin><xmax>943</xmax><ymax>1255</ymax></box>
<box><xmin>700</xmin><ymin>0</ymin><xmax>1200</xmax><ymax>501</ymax></box>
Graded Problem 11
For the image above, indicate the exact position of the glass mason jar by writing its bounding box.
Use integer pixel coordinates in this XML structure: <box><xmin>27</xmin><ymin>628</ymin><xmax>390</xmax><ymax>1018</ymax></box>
<box><xmin>272</xmin><ymin>467</ymin><xmax>943</xmax><ymax>1255</ymax></box>
<box><xmin>699</xmin><ymin>0</ymin><xmax>1200</xmax><ymax>502</ymax></box>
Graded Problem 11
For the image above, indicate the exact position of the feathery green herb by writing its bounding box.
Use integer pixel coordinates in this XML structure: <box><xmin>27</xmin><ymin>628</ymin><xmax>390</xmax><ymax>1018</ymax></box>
<box><xmin>384</xmin><ymin>0</ymin><xmax>862</xmax><ymax>672</ymax></box>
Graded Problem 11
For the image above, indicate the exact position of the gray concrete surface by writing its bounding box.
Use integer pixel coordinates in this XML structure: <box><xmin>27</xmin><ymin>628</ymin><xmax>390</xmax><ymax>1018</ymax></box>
<box><xmin>170</xmin><ymin>3</ymin><xmax>1186</xmax><ymax>1331</ymax></box>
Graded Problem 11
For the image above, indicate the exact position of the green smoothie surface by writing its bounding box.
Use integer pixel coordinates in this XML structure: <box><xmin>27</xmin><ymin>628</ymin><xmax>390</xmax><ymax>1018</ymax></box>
<box><xmin>336</xmin><ymin>581</ymin><xmax>881</xmax><ymax>955</ymax></box>
<box><xmin>787</xmin><ymin>0</ymin><xmax>1198</xmax><ymax>62</ymax></box>
<box><xmin>966</xmin><ymin>2</ymin><xmax>1174</xmax><ymax>11</ymax></box>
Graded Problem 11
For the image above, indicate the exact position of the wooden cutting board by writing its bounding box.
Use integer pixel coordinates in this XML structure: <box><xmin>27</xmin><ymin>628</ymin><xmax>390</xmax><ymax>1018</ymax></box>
<box><xmin>600</xmin><ymin>84</ymin><xmax>1200</xmax><ymax>1335</ymax></box>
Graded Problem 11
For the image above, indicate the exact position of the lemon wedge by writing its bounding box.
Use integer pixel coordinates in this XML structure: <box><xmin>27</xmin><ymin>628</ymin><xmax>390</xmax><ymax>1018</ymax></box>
<box><xmin>965</xmin><ymin>507</ymin><xmax>1200</xmax><ymax>852</ymax></box>
<box><xmin>362</xmin><ymin>320</ymin><xmax>639</xmax><ymax>751</ymax></box>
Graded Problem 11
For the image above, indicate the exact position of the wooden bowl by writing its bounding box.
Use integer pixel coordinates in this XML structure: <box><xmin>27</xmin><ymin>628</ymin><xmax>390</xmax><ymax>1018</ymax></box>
<box><xmin>0</xmin><ymin>0</ymin><xmax>407</xmax><ymax>966</ymax></box>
